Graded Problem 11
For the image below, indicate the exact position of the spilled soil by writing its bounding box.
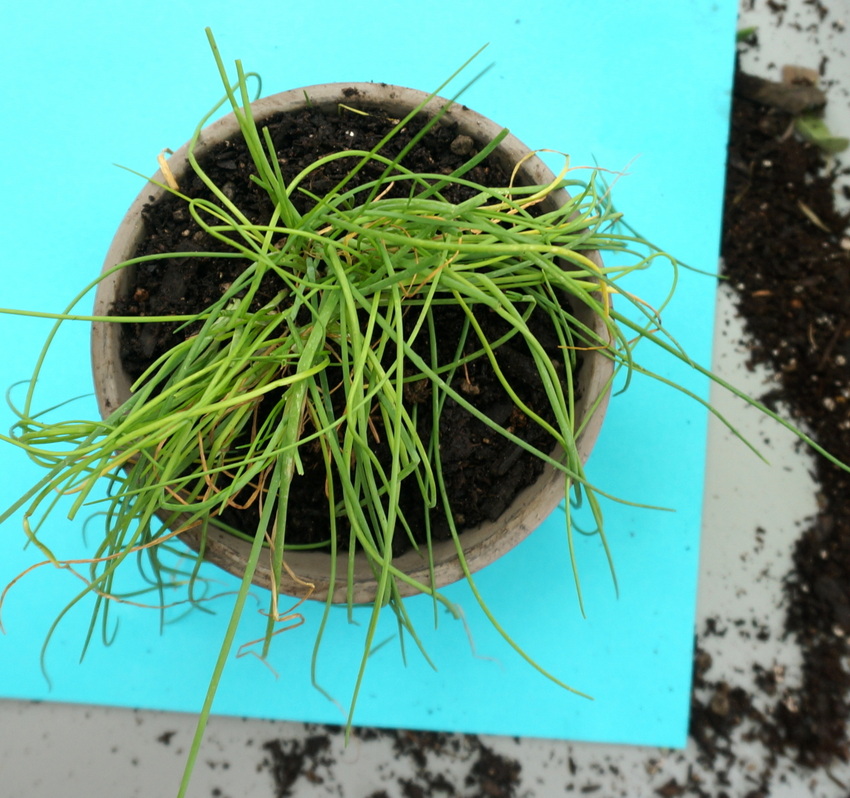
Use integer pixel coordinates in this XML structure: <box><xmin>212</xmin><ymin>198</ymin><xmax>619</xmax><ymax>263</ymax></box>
<box><xmin>260</xmin><ymin>729</ymin><xmax>521</xmax><ymax>798</ymax></box>
<box><xmin>679</xmin><ymin>59</ymin><xmax>850</xmax><ymax>795</ymax></box>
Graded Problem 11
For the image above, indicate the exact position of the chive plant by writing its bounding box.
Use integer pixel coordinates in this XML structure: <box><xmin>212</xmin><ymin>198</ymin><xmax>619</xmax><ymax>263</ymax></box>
<box><xmin>2</xmin><ymin>29</ymin><xmax>848</xmax><ymax>798</ymax></box>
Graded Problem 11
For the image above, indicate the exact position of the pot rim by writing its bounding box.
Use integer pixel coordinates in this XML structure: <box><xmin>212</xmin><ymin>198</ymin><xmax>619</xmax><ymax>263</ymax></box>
<box><xmin>91</xmin><ymin>82</ymin><xmax>613</xmax><ymax>603</ymax></box>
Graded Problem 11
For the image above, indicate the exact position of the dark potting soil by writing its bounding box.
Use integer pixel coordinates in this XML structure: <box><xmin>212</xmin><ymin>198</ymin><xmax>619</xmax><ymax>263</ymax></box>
<box><xmin>113</xmin><ymin>101</ymin><xmax>579</xmax><ymax>553</ymax></box>
<box><xmin>258</xmin><ymin>726</ymin><xmax>522</xmax><ymax>798</ymax></box>
<box><xmin>682</xmin><ymin>60</ymin><xmax>850</xmax><ymax>795</ymax></box>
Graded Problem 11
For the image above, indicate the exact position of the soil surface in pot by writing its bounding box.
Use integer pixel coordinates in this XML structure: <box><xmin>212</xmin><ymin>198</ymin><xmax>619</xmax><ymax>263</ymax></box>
<box><xmin>113</xmin><ymin>101</ymin><xmax>585</xmax><ymax>554</ymax></box>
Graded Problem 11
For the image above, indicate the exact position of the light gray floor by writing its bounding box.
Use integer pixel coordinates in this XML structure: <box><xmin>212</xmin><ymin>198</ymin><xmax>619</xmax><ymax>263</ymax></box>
<box><xmin>2</xmin><ymin>2</ymin><xmax>849</xmax><ymax>796</ymax></box>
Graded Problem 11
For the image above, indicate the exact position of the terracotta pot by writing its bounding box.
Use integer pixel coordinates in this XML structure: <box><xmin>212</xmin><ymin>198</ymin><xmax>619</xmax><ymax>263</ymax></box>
<box><xmin>91</xmin><ymin>83</ymin><xmax>613</xmax><ymax>604</ymax></box>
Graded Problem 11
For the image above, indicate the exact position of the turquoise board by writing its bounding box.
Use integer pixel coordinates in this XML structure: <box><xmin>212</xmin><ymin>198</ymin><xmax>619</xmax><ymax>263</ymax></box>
<box><xmin>0</xmin><ymin>0</ymin><xmax>737</xmax><ymax>747</ymax></box>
